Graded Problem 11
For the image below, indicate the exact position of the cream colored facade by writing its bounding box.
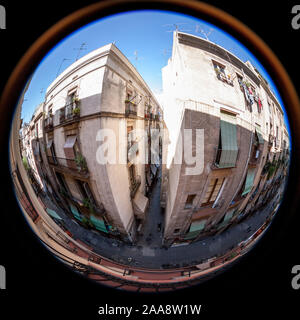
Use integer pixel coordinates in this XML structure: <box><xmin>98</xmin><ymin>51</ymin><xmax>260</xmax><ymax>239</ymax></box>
<box><xmin>42</xmin><ymin>43</ymin><xmax>162</xmax><ymax>242</ymax></box>
<box><xmin>161</xmin><ymin>32</ymin><xmax>288</xmax><ymax>245</ymax></box>
<box><xmin>20</xmin><ymin>103</ymin><xmax>45</xmax><ymax>191</ymax></box>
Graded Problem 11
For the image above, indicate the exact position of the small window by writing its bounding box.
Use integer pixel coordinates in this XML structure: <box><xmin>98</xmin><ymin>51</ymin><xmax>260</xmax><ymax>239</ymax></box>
<box><xmin>174</xmin><ymin>228</ymin><xmax>180</xmax><ymax>234</ymax></box>
<box><xmin>213</xmin><ymin>61</ymin><xmax>233</xmax><ymax>85</ymax></box>
<box><xmin>185</xmin><ymin>194</ymin><xmax>196</xmax><ymax>209</ymax></box>
<box><xmin>213</xmin><ymin>61</ymin><xmax>226</xmax><ymax>77</ymax></box>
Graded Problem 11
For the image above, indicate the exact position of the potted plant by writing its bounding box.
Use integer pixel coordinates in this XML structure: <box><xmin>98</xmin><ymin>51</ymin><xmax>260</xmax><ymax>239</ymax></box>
<box><xmin>83</xmin><ymin>198</ymin><xmax>95</xmax><ymax>214</ymax></box>
<box><xmin>81</xmin><ymin>216</ymin><xmax>93</xmax><ymax>229</ymax></box>
<box><xmin>72</xmin><ymin>96</ymin><xmax>80</xmax><ymax>104</ymax></box>
<box><xmin>72</xmin><ymin>106</ymin><xmax>80</xmax><ymax>117</ymax></box>
<box><xmin>75</xmin><ymin>153</ymin><xmax>87</xmax><ymax>172</ymax></box>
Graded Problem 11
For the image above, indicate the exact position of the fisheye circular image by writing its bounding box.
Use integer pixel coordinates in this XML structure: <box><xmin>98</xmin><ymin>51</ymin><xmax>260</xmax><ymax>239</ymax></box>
<box><xmin>9</xmin><ymin>6</ymin><xmax>291</xmax><ymax>292</ymax></box>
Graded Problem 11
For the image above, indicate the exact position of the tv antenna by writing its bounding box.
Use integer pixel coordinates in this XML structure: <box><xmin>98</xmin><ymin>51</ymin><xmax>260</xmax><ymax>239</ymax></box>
<box><xmin>195</xmin><ymin>24</ymin><xmax>214</xmax><ymax>41</ymax></box>
<box><xmin>163</xmin><ymin>23</ymin><xmax>192</xmax><ymax>33</ymax></box>
<box><xmin>56</xmin><ymin>58</ymin><xmax>71</xmax><ymax>77</ymax></box>
<box><xmin>74</xmin><ymin>42</ymin><xmax>87</xmax><ymax>61</ymax></box>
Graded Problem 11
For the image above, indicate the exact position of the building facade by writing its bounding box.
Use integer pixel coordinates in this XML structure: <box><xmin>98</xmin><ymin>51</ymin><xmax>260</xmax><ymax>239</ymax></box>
<box><xmin>41</xmin><ymin>43</ymin><xmax>162</xmax><ymax>242</ymax></box>
<box><xmin>161</xmin><ymin>32</ymin><xmax>289</xmax><ymax>245</ymax></box>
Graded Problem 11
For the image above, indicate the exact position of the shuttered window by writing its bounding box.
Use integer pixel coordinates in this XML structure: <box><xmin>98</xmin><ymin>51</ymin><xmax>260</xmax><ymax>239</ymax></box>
<box><xmin>90</xmin><ymin>215</ymin><xmax>108</xmax><ymax>233</ymax></box>
<box><xmin>255</xmin><ymin>126</ymin><xmax>264</xmax><ymax>144</ymax></box>
<box><xmin>63</xmin><ymin>135</ymin><xmax>77</xmax><ymax>159</ymax></box>
<box><xmin>201</xmin><ymin>177</ymin><xmax>224</xmax><ymax>206</ymax></box>
<box><xmin>242</xmin><ymin>167</ymin><xmax>256</xmax><ymax>196</ymax></box>
<box><xmin>217</xmin><ymin>111</ymin><xmax>238</xmax><ymax>168</ymax></box>
<box><xmin>184</xmin><ymin>219</ymin><xmax>207</xmax><ymax>240</ymax></box>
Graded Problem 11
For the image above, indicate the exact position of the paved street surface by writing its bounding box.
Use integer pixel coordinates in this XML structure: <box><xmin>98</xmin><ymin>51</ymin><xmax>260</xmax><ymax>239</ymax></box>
<box><xmin>136</xmin><ymin>166</ymin><xmax>164</xmax><ymax>249</ymax></box>
<box><xmin>39</xmin><ymin>177</ymin><xmax>280</xmax><ymax>270</ymax></box>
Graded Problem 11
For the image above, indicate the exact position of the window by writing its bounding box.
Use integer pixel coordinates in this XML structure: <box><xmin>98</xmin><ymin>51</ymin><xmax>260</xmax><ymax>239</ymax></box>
<box><xmin>55</xmin><ymin>172</ymin><xmax>69</xmax><ymax>194</ymax></box>
<box><xmin>66</xmin><ymin>92</ymin><xmax>76</xmax><ymax>119</ymax></box>
<box><xmin>46</xmin><ymin>140</ymin><xmax>57</xmax><ymax>164</ymax></box>
<box><xmin>76</xmin><ymin>179</ymin><xmax>96</xmax><ymax>205</ymax></box>
<box><xmin>184</xmin><ymin>194</ymin><xmax>196</xmax><ymax>209</ymax></box>
<box><xmin>215</xmin><ymin>111</ymin><xmax>238</xmax><ymax>168</ymax></box>
<box><xmin>173</xmin><ymin>228</ymin><xmax>180</xmax><ymax>234</ymax></box>
<box><xmin>213</xmin><ymin>61</ymin><xmax>234</xmax><ymax>85</ymax></box>
<box><xmin>184</xmin><ymin>218</ymin><xmax>207</xmax><ymax>240</ymax></box>
<box><xmin>217</xmin><ymin>208</ymin><xmax>236</xmax><ymax>229</ymax></box>
<box><xmin>64</xmin><ymin>135</ymin><xmax>79</xmax><ymax>159</ymax></box>
<box><xmin>64</xmin><ymin>135</ymin><xmax>80</xmax><ymax>169</ymax></box>
<box><xmin>242</xmin><ymin>167</ymin><xmax>256</xmax><ymax>196</ymax></box>
<box><xmin>201</xmin><ymin>178</ymin><xmax>224</xmax><ymax>207</ymax></box>
<box><xmin>213</xmin><ymin>61</ymin><xmax>226</xmax><ymax>77</ymax></box>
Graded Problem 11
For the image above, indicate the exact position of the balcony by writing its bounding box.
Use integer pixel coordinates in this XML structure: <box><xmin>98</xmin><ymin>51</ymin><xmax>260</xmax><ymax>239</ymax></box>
<box><xmin>48</xmin><ymin>155</ymin><xmax>88</xmax><ymax>175</ymax></box>
<box><xmin>144</xmin><ymin>111</ymin><xmax>150</xmax><ymax>119</ymax></box>
<box><xmin>44</xmin><ymin>116</ymin><xmax>53</xmax><ymax>131</ymax></box>
<box><xmin>214</xmin><ymin>148</ymin><xmax>239</xmax><ymax>169</ymax></box>
<box><xmin>59</xmin><ymin>103</ymin><xmax>80</xmax><ymax>125</ymax></box>
<box><xmin>125</xmin><ymin>101</ymin><xmax>137</xmax><ymax>117</ymax></box>
<box><xmin>130</xmin><ymin>175</ymin><xmax>141</xmax><ymax>198</ymax></box>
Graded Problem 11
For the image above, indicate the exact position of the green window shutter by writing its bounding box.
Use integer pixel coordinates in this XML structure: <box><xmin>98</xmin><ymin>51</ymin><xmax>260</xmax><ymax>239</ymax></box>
<box><xmin>224</xmin><ymin>209</ymin><xmax>235</xmax><ymax>222</ymax></box>
<box><xmin>184</xmin><ymin>231</ymin><xmax>200</xmax><ymax>240</ymax></box>
<box><xmin>190</xmin><ymin>219</ymin><xmax>207</xmax><ymax>232</ymax></box>
<box><xmin>184</xmin><ymin>219</ymin><xmax>207</xmax><ymax>240</ymax></box>
<box><xmin>255</xmin><ymin>126</ymin><xmax>264</xmax><ymax>144</ymax></box>
<box><xmin>242</xmin><ymin>168</ymin><xmax>256</xmax><ymax>196</ymax></box>
<box><xmin>70</xmin><ymin>204</ymin><xmax>82</xmax><ymax>221</ymax></box>
<box><xmin>46</xmin><ymin>208</ymin><xmax>62</xmax><ymax>220</ymax></box>
<box><xmin>90</xmin><ymin>215</ymin><xmax>108</xmax><ymax>233</ymax></box>
<box><xmin>218</xmin><ymin>111</ymin><xmax>238</xmax><ymax>168</ymax></box>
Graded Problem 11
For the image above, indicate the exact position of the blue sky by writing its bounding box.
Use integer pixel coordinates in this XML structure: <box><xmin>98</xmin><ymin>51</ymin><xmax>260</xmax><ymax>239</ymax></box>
<box><xmin>21</xmin><ymin>9</ymin><xmax>290</xmax><ymax>132</ymax></box>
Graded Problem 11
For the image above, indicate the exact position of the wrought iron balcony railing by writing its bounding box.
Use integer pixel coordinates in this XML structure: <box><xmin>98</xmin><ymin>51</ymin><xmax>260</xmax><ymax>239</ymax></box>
<box><xmin>125</xmin><ymin>102</ymin><xmax>137</xmax><ymax>117</ymax></box>
<box><xmin>44</xmin><ymin>116</ymin><xmax>53</xmax><ymax>130</ymax></box>
<box><xmin>59</xmin><ymin>103</ymin><xmax>80</xmax><ymax>124</ymax></box>
<box><xmin>130</xmin><ymin>175</ymin><xmax>141</xmax><ymax>198</ymax></box>
<box><xmin>48</xmin><ymin>155</ymin><xmax>88</xmax><ymax>174</ymax></box>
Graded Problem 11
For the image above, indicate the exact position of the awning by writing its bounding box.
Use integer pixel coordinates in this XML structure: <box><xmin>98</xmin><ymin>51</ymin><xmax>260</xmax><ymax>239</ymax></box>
<box><xmin>64</xmin><ymin>135</ymin><xmax>77</xmax><ymax>159</ymax></box>
<box><xmin>218</xmin><ymin>111</ymin><xmax>238</xmax><ymax>168</ymax></box>
<box><xmin>223</xmin><ymin>208</ymin><xmax>235</xmax><ymax>222</ymax></box>
<box><xmin>184</xmin><ymin>219</ymin><xmax>207</xmax><ymax>240</ymax></box>
<box><xmin>255</xmin><ymin>126</ymin><xmax>264</xmax><ymax>144</ymax></box>
<box><xmin>190</xmin><ymin>219</ymin><xmax>207</xmax><ymax>232</ymax></box>
<box><xmin>133</xmin><ymin>191</ymin><xmax>149</xmax><ymax>215</ymax></box>
<box><xmin>46</xmin><ymin>208</ymin><xmax>62</xmax><ymax>220</ymax></box>
<box><xmin>150</xmin><ymin>164</ymin><xmax>157</xmax><ymax>176</ymax></box>
<box><xmin>242</xmin><ymin>168</ymin><xmax>256</xmax><ymax>196</ymax></box>
<box><xmin>90</xmin><ymin>215</ymin><xmax>108</xmax><ymax>233</ymax></box>
<box><xmin>70</xmin><ymin>204</ymin><xmax>82</xmax><ymax>222</ymax></box>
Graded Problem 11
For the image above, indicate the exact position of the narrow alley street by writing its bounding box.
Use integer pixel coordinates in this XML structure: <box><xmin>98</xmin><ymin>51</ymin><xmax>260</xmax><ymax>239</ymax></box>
<box><xmin>136</xmin><ymin>165</ymin><xmax>164</xmax><ymax>248</ymax></box>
